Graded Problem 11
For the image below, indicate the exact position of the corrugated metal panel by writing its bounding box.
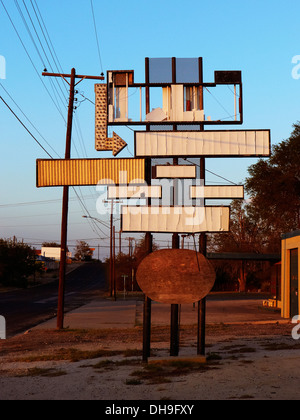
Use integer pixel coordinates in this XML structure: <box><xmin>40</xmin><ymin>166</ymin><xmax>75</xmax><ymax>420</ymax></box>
<box><xmin>122</xmin><ymin>206</ymin><xmax>230</xmax><ymax>233</ymax></box>
<box><xmin>37</xmin><ymin>158</ymin><xmax>145</xmax><ymax>187</ymax></box>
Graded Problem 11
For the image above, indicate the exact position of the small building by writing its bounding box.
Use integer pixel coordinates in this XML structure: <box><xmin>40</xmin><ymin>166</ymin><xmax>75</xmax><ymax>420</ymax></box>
<box><xmin>281</xmin><ymin>231</ymin><xmax>300</xmax><ymax>319</ymax></box>
<box><xmin>41</xmin><ymin>247</ymin><xmax>72</xmax><ymax>263</ymax></box>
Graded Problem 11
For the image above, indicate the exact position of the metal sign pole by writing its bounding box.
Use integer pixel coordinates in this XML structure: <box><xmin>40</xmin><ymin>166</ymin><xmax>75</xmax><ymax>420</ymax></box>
<box><xmin>142</xmin><ymin>58</ymin><xmax>152</xmax><ymax>362</ymax></box>
<box><xmin>198</xmin><ymin>57</ymin><xmax>207</xmax><ymax>355</ymax></box>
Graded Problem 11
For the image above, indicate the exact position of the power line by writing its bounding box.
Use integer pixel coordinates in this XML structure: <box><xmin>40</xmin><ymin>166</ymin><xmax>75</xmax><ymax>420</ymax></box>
<box><xmin>0</xmin><ymin>82</ymin><xmax>61</xmax><ymax>158</ymax></box>
<box><xmin>22</xmin><ymin>0</ymin><xmax>68</xmax><ymax>103</ymax></box>
<box><xmin>90</xmin><ymin>0</ymin><xmax>103</xmax><ymax>74</ymax></box>
<box><xmin>0</xmin><ymin>7</ymin><xmax>104</xmax><ymax>241</ymax></box>
<box><xmin>14</xmin><ymin>0</ymin><xmax>45</xmax><ymax>68</ymax></box>
<box><xmin>0</xmin><ymin>0</ymin><xmax>66</xmax><ymax>121</ymax></box>
<box><xmin>31</xmin><ymin>0</ymin><xmax>65</xmax><ymax>75</ymax></box>
<box><xmin>183</xmin><ymin>158</ymin><xmax>238</xmax><ymax>185</ymax></box>
<box><xmin>0</xmin><ymin>194</ymin><xmax>98</xmax><ymax>208</ymax></box>
<box><xmin>0</xmin><ymin>95</ymin><xmax>53</xmax><ymax>158</ymax></box>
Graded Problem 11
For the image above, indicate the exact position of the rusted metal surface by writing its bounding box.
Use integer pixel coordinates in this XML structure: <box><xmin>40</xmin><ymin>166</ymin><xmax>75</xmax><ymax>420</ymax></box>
<box><xmin>136</xmin><ymin>249</ymin><xmax>216</xmax><ymax>304</ymax></box>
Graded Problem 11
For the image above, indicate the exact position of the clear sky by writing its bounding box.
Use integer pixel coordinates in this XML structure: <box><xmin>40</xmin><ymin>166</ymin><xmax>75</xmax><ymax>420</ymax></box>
<box><xmin>0</xmin><ymin>0</ymin><xmax>300</xmax><ymax>257</ymax></box>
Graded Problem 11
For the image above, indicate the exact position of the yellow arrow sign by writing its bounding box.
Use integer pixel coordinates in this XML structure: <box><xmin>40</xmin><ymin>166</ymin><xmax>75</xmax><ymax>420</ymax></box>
<box><xmin>95</xmin><ymin>84</ymin><xmax>127</xmax><ymax>156</ymax></box>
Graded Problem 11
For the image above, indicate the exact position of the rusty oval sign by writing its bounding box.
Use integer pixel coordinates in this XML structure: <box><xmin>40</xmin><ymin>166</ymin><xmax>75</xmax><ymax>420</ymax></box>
<box><xmin>136</xmin><ymin>249</ymin><xmax>216</xmax><ymax>304</ymax></box>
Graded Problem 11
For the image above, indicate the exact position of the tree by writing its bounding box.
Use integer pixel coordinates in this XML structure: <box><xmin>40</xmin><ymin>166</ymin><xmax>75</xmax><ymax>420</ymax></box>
<box><xmin>42</xmin><ymin>242</ymin><xmax>60</xmax><ymax>247</ymax></box>
<box><xmin>0</xmin><ymin>238</ymin><xmax>38</xmax><ymax>287</ymax></box>
<box><xmin>211</xmin><ymin>123</ymin><xmax>300</xmax><ymax>292</ymax></box>
<box><xmin>245</xmin><ymin>122</ymin><xmax>300</xmax><ymax>248</ymax></box>
<box><xmin>210</xmin><ymin>200</ymin><xmax>267</xmax><ymax>292</ymax></box>
<box><xmin>133</xmin><ymin>234</ymin><xmax>159</xmax><ymax>267</ymax></box>
<box><xmin>74</xmin><ymin>241</ymin><xmax>93</xmax><ymax>261</ymax></box>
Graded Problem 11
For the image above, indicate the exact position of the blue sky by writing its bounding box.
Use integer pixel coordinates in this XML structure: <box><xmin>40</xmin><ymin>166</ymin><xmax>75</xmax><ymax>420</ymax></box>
<box><xmin>0</xmin><ymin>0</ymin><xmax>300</xmax><ymax>257</ymax></box>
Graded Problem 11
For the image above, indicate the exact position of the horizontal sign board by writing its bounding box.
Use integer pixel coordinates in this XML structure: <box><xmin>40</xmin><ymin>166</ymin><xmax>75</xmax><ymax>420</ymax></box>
<box><xmin>36</xmin><ymin>158</ymin><xmax>145</xmax><ymax>187</ymax></box>
<box><xmin>154</xmin><ymin>165</ymin><xmax>196</xmax><ymax>179</ymax></box>
<box><xmin>135</xmin><ymin>130</ymin><xmax>270</xmax><ymax>158</ymax></box>
<box><xmin>121</xmin><ymin>206</ymin><xmax>230</xmax><ymax>233</ymax></box>
<box><xmin>190</xmin><ymin>185</ymin><xmax>244</xmax><ymax>199</ymax></box>
<box><xmin>107</xmin><ymin>185</ymin><xmax>161</xmax><ymax>199</ymax></box>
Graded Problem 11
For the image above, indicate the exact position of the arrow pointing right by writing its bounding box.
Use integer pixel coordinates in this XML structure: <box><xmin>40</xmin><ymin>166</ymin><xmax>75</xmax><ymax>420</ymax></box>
<box><xmin>97</xmin><ymin>131</ymin><xmax>127</xmax><ymax>156</ymax></box>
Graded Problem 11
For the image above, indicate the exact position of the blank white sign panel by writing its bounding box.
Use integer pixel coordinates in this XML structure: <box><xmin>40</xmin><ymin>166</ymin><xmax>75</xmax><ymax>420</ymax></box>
<box><xmin>122</xmin><ymin>206</ymin><xmax>230</xmax><ymax>233</ymax></box>
<box><xmin>190</xmin><ymin>185</ymin><xmax>244</xmax><ymax>199</ymax></box>
<box><xmin>135</xmin><ymin>130</ymin><xmax>270</xmax><ymax>157</ymax></box>
<box><xmin>107</xmin><ymin>185</ymin><xmax>162</xmax><ymax>199</ymax></box>
<box><xmin>155</xmin><ymin>165</ymin><xmax>196</xmax><ymax>178</ymax></box>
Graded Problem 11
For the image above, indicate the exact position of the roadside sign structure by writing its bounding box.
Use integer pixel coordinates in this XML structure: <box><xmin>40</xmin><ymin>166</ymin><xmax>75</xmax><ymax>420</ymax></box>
<box><xmin>36</xmin><ymin>57</ymin><xmax>271</xmax><ymax>361</ymax></box>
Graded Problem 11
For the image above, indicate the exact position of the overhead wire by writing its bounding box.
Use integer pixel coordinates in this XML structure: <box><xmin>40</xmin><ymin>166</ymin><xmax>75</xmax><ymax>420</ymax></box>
<box><xmin>183</xmin><ymin>157</ymin><xmax>238</xmax><ymax>185</ymax></box>
<box><xmin>18</xmin><ymin>0</ymin><xmax>68</xmax><ymax>112</ymax></box>
<box><xmin>24</xmin><ymin>0</ymin><xmax>101</xmax><ymax>230</ymax></box>
<box><xmin>1</xmin><ymin>0</ymin><xmax>114</xmax><ymax>245</ymax></box>
<box><xmin>0</xmin><ymin>95</ymin><xmax>53</xmax><ymax>158</ymax></box>
<box><xmin>31</xmin><ymin>0</ymin><xmax>65</xmax><ymax>75</ymax></box>
<box><xmin>0</xmin><ymin>82</ymin><xmax>61</xmax><ymax>158</ymax></box>
<box><xmin>0</xmin><ymin>0</ymin><xmax>66</xmax><ymax>122</ymax></box>
<box><xmin>0</xmin><ymin>91</ymin><xmax>107</xmax><ymax>238</ymax></box>
<box><xmin>0</xmin><ymin>194</ymin><xmax>97</xmax><ymax>209</ymax></box>
<box><xmin>22</xmin><ymin>0</ymin><xmax>68</xmax><ymax>104</ymax></box>
<box><xmin>90</xmin><ymin>0</ymin><xmax>103</xmax><ymax>74</ymax></box>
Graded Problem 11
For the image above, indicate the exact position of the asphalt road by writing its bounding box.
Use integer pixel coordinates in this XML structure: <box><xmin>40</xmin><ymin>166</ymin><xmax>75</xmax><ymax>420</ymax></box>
<box><xmin>0</xmin><ymin>262</ymin><xmax>106</xmax><ymax>338</ymax></box>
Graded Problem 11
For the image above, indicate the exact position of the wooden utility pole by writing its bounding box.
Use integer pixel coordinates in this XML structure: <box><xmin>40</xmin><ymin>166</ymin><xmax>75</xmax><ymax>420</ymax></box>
<box><xmin>103</xmin><ymin>199</ymin><xmax>122</xmax><ymax>298</ymax></box>
<box><xmin>42</xmin><ymin>69</ymin><xmax>104</xmax><ymax>330</ymax></box>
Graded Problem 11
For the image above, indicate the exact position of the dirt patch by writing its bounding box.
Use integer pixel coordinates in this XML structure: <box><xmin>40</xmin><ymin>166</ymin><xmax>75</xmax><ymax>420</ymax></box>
<box><xmin>0</xmin><ymin>323</ymin><xmax>293</xmax><ymax>361</ymax></box>
<box><xmin>0</xmin><ymin>322</ymin><xmax>300</xmax><ymax>400</ymax></box>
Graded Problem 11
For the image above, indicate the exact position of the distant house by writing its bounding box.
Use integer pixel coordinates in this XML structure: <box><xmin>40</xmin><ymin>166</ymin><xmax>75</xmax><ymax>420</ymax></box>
<box><xmin>41</xmin><ymin>247</ymin><xmax>72</xmax><ymax>262</ymax></box>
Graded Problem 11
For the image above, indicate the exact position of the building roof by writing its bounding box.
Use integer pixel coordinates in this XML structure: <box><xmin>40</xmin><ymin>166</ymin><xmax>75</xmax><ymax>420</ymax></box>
<box><xmin>281</xmin><ymin>230</ymin><xmax>300</xmax><ymax>240</ymax></box>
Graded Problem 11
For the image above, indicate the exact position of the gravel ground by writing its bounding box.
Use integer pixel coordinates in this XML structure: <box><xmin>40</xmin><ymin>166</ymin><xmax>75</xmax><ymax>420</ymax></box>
<box><xmin>0</xmin><ymin>322</ymin><xmax>299</xmax><ymax>401</ymax></box>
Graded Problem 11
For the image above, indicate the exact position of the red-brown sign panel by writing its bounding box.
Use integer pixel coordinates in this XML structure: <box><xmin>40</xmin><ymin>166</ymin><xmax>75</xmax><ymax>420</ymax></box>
<box><xmin>136</xmin><ymin>249</ymin><xmax>216</xmax><ymax>304</ymax></box>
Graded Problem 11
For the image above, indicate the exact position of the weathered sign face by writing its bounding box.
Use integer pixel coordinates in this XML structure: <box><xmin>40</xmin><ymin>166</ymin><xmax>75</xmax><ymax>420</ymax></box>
<box><xmin>136</xmin><ymin>249</ymin><xmax>216</xmax><ymax>304</ymax></box>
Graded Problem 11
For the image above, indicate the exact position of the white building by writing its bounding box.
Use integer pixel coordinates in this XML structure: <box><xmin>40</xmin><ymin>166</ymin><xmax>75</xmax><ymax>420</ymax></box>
<box><xmin>41</xmin><ymin>247</ymin><xmax>72</xmax><ymax>261</ymax></box>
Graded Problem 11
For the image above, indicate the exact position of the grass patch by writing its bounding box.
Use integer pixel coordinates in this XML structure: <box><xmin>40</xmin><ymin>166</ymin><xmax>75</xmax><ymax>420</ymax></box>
<box><xmin>122</xmin><ymin>349</ymin><xmax>143</xmax><ymax>358</ymax></box>
<box><xmin>223</xmin><ymin>346</ymin><xmax>257</xmax><ymax>355</ymax></box>
<box><xmin>128</xmin><ymin>358</ymin><xmax>219</xmax><ymax>385</ymax></box>
<box><xmin>17</xmin><ymin>367</ymin><xmax>67</xmax><ymax>377</ymax></box>
<box><xmin>125</xmin><ymin>378</ymin><xmax>143</xmax><ymax>386</ymax></box>
<box><xmin>262</xmin><ymin>342</ymin><xmax>300</xmax><ymax>351</ymax></box>
<box><xmin>19</xmin><ymin>348</ymin><xmax>122</xmax><ymax>363</ymax></box>
<box><xmin>92</xmin><ymin>359</ymin><xmax>115</xmax><ymax>369</ymax></box>
<box><xmin>206</xmin><ymin>352</ymin><xmax>222</xmax><ymax>361</ymax></box>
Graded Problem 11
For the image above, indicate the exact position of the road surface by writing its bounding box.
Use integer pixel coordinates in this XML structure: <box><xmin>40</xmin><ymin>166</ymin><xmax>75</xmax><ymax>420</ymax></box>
<box><xmin>0</xmin><ymin>262</ymin><xmax>106</xmax><ymax>337</ymax></box>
